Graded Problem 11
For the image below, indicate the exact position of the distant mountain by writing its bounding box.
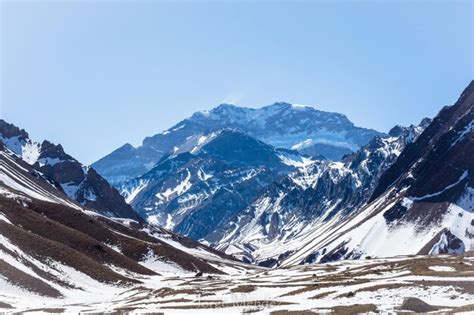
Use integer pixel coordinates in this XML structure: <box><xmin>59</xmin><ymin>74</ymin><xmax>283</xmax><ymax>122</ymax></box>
<box><xmin>119</xmin><ymin>129</ymin><xmax>313</xmax><ymax>241</ymax></box>
<box><xmin>93</xmin><ymin>103</ymin><xmax>382</xmax><ymax>185</ymax></box>
<box><xmin>0</xmin><ymin>120</ymin><xmax>141</xmax><ymax>221</ymax></box>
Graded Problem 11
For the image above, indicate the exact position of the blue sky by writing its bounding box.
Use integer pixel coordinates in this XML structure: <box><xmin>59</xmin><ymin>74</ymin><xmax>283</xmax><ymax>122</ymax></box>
<box><xmin>1</xmin><ymin>1</ymin><xmax>472</xmax><ymax>164</ymax></box>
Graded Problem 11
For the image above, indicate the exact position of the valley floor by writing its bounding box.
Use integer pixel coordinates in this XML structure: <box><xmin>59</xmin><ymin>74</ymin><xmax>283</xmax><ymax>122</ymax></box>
<box><xmin>2</xmin><ymin>253</ymin><xmax>474</xmax><ymax>314</ymax></box>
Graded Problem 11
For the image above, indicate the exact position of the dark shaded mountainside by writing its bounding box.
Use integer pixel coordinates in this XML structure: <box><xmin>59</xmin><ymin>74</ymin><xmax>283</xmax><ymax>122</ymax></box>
<box><xmin>118</xmin><ymin>129</ymin><xmax>311</xmax><ymax>241</ymax></box>
<box><xmin>0</xmin><ymin>125</ymin><xmax>246</xmax><ymax>299</ymax></box>
<box><xmin>372</xmin><ymin>83</ymin><xmax>474</xmax><ymax>204</ymax></box>
<box><xmin>93</xmin><ymin>102</ymin><xmax>383</xmax><ymax>185</ymax></box>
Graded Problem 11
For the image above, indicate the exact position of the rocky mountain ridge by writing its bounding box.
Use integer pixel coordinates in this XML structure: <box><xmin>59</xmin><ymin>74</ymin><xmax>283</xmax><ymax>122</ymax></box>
<box><xmin>93</xmin><ymin>102</ymin><xmax>383</xmax><ymax>185</ymax></box>
<box><xmin>0</xmin><ymin>119</ymin><xmax>142</xmax><ymax>221</ymax></box>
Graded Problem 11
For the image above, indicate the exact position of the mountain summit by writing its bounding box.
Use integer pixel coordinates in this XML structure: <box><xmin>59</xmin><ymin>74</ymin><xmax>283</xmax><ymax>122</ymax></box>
<box><xmin>93</xmin><ymin>103</ymin><xmax>382</xmax><ymax>185</ymax></box>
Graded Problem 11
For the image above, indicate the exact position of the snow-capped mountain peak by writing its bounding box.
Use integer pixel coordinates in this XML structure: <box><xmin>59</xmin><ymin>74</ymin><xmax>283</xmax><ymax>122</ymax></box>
<box><xmin>93</xmin><ymin>103</ymin><xmax>383</xmax><ymax>185</ymax></box>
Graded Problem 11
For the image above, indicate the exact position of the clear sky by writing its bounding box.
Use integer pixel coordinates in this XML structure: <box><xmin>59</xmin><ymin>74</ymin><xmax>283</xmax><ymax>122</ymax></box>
<box><xmin>1</xmin><ymin>1</ymin><xmax>472</xmax><ymax>165</ymax></box>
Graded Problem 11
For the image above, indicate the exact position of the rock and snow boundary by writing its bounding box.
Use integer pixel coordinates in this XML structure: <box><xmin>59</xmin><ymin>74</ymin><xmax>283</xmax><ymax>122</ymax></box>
<box><xmin>1</xmin><ymin>253</ymin><xmax>473</xmax><ymax>313</ymax></box>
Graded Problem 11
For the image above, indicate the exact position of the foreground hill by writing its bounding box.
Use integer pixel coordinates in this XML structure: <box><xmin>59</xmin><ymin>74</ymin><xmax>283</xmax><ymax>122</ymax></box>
<box><xmin>93</xmin><ymin>102</ymin><xmax>382</xmax><ymax>185</ymax></box>
<box><xmin>0</xmin><ymin>139</ymin><xmax>247</xmax><ymax>304</ymax></box>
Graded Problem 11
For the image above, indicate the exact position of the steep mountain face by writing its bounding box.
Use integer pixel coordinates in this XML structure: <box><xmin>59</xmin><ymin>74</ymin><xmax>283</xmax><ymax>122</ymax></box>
<box><xmin>210</xmin><ymin>120</ymin><xmax>430</xmax><ymax>265</ymax></box>
<box><xmin>278</xmin><ymin>81</ymin><xmax>474</xmax><ymax>266</ymax></box>
<box><xmin>93</xmin><ymin>103</ymin><xmax>382</xmax><ymax>185</ymax></box>
<box><xmin>0</xmin><ymin>141</ymin><xmax>246</xmax><ymax>301</ymax></box>
<box><xmin>0</xmin><ymin>120</ymin><xmax>141</xmax><ymax>221</ymax></box>
<box><xmin>119</xmin><ymin>129</ymin><xmax>312</xmax><ymax>241</ymax></box>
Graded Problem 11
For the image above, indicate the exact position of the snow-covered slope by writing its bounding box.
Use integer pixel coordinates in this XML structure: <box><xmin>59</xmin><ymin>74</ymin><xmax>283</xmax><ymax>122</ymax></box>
<box><xmin>0</xmin><ymin>120</ymin><xmax>141</xmax><ymax>221</ymax></box>
<box><xmin>119</xmin><ymin>129</ymin><xmax>312</xmax><ymax>241</ymax></box>
<box><xmin>93</xmin><ymin>102</ymin><xmax>382</xmax><ymax>185</ymax></box>
<box><xmin>0</xmin><ymin>142</ymin><xmax>248</xmax><ymax>304</ymax></box>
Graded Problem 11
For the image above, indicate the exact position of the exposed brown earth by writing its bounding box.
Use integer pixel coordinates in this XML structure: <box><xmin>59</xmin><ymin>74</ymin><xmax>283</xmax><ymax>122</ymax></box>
<box><xmin>230</xmin><ymin>285</ymin><xmax>256</xmax><ymax>293</ymax></box>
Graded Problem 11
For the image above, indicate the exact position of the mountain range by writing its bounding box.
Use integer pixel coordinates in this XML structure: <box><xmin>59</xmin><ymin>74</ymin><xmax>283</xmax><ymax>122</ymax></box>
<box><xmin>106</xmin><ymin>82</ymin><xmax>473</xmax><ymax>266</ymax></box>
<box><xmin>92</xmin><ymin>102</ymin><xmax>382</xmax><ymax>185</ymax></box>
<box><xmin>0</xmin><ymin>81</ymin><xmax>472</xmax><ymax>312</ymax></box>
<box><xmin>118</xmin><ymin>129</ymin><xmax>311</xmax><ymax>241</ymax></box>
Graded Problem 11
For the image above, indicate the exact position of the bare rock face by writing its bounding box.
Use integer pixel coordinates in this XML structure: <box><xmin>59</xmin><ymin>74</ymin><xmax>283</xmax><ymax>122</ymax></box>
<box><xmin>372</xmin><ymin>82</ymin><xmax>474</xmax><ymax>202</ymax></box>
<box><xmin>0</xmin><ymin>120</ymin><xmax>29</xmax><ymax>140</ymax></box>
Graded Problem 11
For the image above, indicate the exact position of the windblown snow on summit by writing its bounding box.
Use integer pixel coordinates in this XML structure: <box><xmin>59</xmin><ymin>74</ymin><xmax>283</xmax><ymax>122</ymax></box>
<box><xmin>93</xmin><ymin>103</ymin><xmax>382</xmax><ymax>185</ymax></box>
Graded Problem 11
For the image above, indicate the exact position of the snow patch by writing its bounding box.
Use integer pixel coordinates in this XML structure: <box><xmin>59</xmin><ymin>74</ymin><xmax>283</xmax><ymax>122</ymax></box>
<box><xmin>122</xmin><ymin>179</ymin><xmax>149</xmax><ymax>204</ymax></box>
<box><xmin>60</xmin><ymin>182</ymin><xmax>80</xmax><ymax>199</ymax></box>
<box><xmin>36</xmin><ymin>157</ymin><xmax>61</xmax><ymax>167</ymax></box>
<box><xmin>198</xmin><ymin>168</ymin><xmax>213</xmax><ymax>181</ymax></box>
<box><xmin>428</xmin><ymin>265</ymin><xmax>456</xmax><ymax>272</ymax></box>
<box><xmin>140</xmin><ymin>249</ymin><xmax>186</xmax><ymax>275</ymax></box>
<box><xmin>155</xmin><ymin>169</ymin><xmax>192</xmax><ymax>202</ymax></box>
